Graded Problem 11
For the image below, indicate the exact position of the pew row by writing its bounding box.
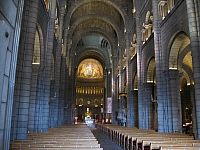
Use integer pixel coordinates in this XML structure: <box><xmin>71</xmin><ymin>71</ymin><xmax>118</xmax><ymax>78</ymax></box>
<box><xmin>97</xmin><ymin>124</ymin><xmax>200</xmax><ymax>150</ymax></box>
<box><xmin>10</xmin><ymin>124</ymin><xmax>102</xmax><ymax>150</ymax></box>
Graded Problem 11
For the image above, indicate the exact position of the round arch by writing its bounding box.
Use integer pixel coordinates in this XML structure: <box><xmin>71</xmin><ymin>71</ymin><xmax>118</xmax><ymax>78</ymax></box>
<box><xmin>64</xmin><ymin>0</ymin><xmax>128</xmax><ymax>31</ymax></box>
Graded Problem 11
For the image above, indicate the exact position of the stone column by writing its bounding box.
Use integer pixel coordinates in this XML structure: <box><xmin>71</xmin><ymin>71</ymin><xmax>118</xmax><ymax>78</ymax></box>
<box><xmin>105</xmin><ymin>68</ymin><xmax>112</xmax><ymax>119</ymax></box>
<box><xmin>63</xmin><ymin>29</ymin><xmax>69</xmax><ymax>124</ymax></box>
<box><xmin>14</xmin><ymin>0</ymin><xmax>39</xmax><ymax>140</ymax></box>
<box><xmin>132</xmin><ymin>90</ymin><xmax>138</xmax><ymax>127</ymax></box>
<box><xmin>168</xmin><ymin>69</ymin><xmax>182</xmax><ymax>132</ymax></box>
<box><xmin>65</xmin><ymin>53</ymin><xmax>74</xmax><ymax>124</ymax></box>
<box><xmin>135</xmin><ymin>0</ymin><xmax>145</xmax><ymax>129</ymax></box>
<box><xmin>126</xmin><ymin>32</ymin><xmax>134</xmax><ymax>127</ymax></box>
<box><xmin>144</xmin><ymin>83</ymin><xmax>155</xmax><ymax>129</ymax></box>
<box><xmin>163</xmin><ymin>70</ymin><xmax>173</xmax><ymax>133</ymax></box>
<box><xmin>152</xmin><ymin>0</ymin><xmax>166</xmax><ymax>132</ymax></box>
<box><xmin>186</xmin><ymin>0</ymin><xmax>200</xmax><ymax>139</ymax></box>
<box><xmin>45</xmin><ymin>0</ymin><xmax>57</xmax><ymax>129</ymax></box>
<box><xmin>188</xmin><ymin>84</ymin><xmax>197</xmax><ymax>139</ymax></box>
<box><xmin>57</xmin><ymin>8</ymin><xmax>66</xmax><ymax>126</ymax></box>
<box><xmin>117</xmin><ymin>46</ymin><xmax>125</xmax><ymax>126</ymax></box>
<box><xmin>111</xmin><ymin>55</ymin><xmax>118</xmax><ymax>124</ymax></box>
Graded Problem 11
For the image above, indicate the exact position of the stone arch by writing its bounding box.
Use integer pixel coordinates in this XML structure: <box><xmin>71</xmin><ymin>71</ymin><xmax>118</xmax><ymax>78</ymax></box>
<box><xmin>146</xmin><ymin>57</ymin><xmax>156</xmax><ymax>83</ymax></box>
<box><xmin>167</xmin><ymin>31</ymin><xmax>194</xmax><ymax>133</ymax></box>
<box><xmin>132</xmin><ymin>34</ymin><xmax>137</xmax><ymax>44</ymax></box>
<box><xmin>70</xmin><ymin>29</ymin><xmax>116</xmax><ymax>68</ymax></box>
<box><xmin>180</xmin><ymin>68</ymin><xmax>191</xmax><ymax>86</ymax></box>
<box><xmin>32</xmin><ymin>28</ymin><xmax>40</xmax><ymax>64</ymax></box>
<box><xmin>68</xmin><ymin>15</ymin><xmax>121</xmax><ymax>42</ymax></box>
<box><xmin>50</xmin><ymin>54</ymin><xmax>55</xmax><ymax>80</ymax></box>
<box><xmin>145</xmin><ymin>11</ymin><xmax>151</xmax><ymax>25</ymax></box>
<box><xmin>34</xmin><ymin>23</ymin><xmax>45</xmax><ymax>67</ymax></box>
<box><xmin>72</xmin><ymin>29</ymin><xmax>116</xmax><ymax>52</ymax></box>
<box><xmin>76</xmin><ymin>50</ymin><xmax>106</xmax><ymax>76</ymax></box>
<box><xmin>133</xmin><ymin>72</ymin><xmax>138</xmax><ymax>90</ymax></box>
<box><xmin>64</xmin><ymin>0</ymin><xmax>128</xmax><ymax>31</ymax></box>
<box><xmin>168</xmin><ymin>31</ymin><xmax>190</xmax><ymax>70</ymax></box>
<box><xmin>177</xmin><ymin>44</ymin><xmax>191</xmax><ymax>70</ymax></box>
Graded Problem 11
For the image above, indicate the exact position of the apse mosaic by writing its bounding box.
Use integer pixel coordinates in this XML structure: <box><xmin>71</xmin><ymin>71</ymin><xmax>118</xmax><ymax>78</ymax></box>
<box><xmin>77</xmin><ymin>59</ymin><xmax>103</xmax><ymax>78</ymax></box>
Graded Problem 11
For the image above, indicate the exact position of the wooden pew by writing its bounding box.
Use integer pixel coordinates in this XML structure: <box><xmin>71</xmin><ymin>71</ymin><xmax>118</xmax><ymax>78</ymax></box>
<box><xmin>10</xmin><ymin>143</ymin><xmax>101</xmax><ymax>148</ymax></box>
<box><xmin>160</xmin><ymin>146</ymin><xmax>200</xmax><ymax>150</ymax></box>
<box><xmin>97</xmin><ymin>124</ymin><xmax>200</xmax><ymax>150</ymax></box>
<box><xmin>10</xmin><ymin>124</ymin><xmax>101</xmax><ymax>150</ymax></box>
<box><xmin>142</xmin><ymin>139</ymin><xmax>200</xmax><ymax>150</ymax></box>
<box><xmin>138</xmin><ymin>136</ymin><xmax>194</xmax><ymax>150</ymax></box>
<box><xmin>11</xmin><ymin>148</ymin><xmax>103</xmax><ymax>150</ymax></box>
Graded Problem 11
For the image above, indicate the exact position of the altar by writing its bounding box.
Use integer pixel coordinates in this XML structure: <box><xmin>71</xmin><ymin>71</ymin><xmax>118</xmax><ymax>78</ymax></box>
<box><xmin>85</xmin><ymin>117</ymin><xmax>94</xmax><ymax>127</ymax></box>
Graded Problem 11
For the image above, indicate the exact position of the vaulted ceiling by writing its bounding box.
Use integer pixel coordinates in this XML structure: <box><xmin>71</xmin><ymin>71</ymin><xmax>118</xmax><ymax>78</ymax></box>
<box><xmin>63</xmin><ymin>0</ymin><xmax>129</xmax><ymax>70</ymax></box>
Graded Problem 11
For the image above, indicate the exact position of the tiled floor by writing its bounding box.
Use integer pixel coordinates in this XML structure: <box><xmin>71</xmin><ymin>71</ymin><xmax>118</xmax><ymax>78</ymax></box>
<box><xmin>90</xmin><ymin>128</ymin><xmax>123</xmax><ymax>150</ymax></box>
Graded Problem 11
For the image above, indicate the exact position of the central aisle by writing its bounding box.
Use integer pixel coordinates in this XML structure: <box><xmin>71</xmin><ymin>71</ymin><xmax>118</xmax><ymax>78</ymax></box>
<box><xmin>90</xmin><ymin>128</ymin><xmax>123</xmax><ymax>150</ymax></box>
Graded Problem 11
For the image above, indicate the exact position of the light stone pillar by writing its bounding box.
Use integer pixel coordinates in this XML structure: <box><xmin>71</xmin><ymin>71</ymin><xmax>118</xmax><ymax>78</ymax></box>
<box><xmin>132</xmin><ymin>90</ymin><xmax>138</xmax><ymax>127</ymax></box>
<box><xmin>14</xmin><ymin>0</ymin><xmax>39</xmax><ymax>140</ymax></box>
<box><xmin>111</xmin><ymin>55</ymin><xmax>118</xmax><ymax>124</ymax></box>
<box><xmin>144</xmin><ymin>83</ymin><xmax>155</xmax><ymax>129</ymax></box>
<box><xmin>188</xmin><ymin>85</ymin><xmax>197</xmax><ymax>139</ymax></box>
<box><xmin>65</xmin><ymin>53</ymin><xmax>74</xmax><ymax>124</ymax></box>
<box><xmin>63</xmin><ymin>29</ymin><xmax>69</xmax><ymax>124</ymax></box>
<box><xmin>57</xmin><ymin>9</ymin><xmax>65</xmax><ymax>126</ymax></box>
<box><xmin>186</xmin><ymin>0</ymin><xmax>200</xmax><ymax>139</ymax></box>
<box><xmin>105</xmin><ymin>68</ymin><xmax>112</xmax><ymax>119</ymax></box>
<box><xmin>126</xmin><ymin>32</ymin><xmax>134</xmax><ymax>127</ymax></box>
<box><xmin>135</xmin><ymin>0</ymin><xmax>145</xmax><ymax>129</ymax></box>
<box><xmin>118</xmin><ymin>46</ymin><xmax>124</xmax><ymax>111</ymax></box>
<box><xmin>168</xmin><ymin>69</ymin><xmax>182</xmax><ymax>132</ymax></box>
<box><xmin>46</xmin><ymin>0</ymin><xmax>58</xmax><ymax>129</ymax></box>
<box><xmin>152</xmin><ymin>0</ymin><xmax>166</xmax><ymax>132</ymax></box>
